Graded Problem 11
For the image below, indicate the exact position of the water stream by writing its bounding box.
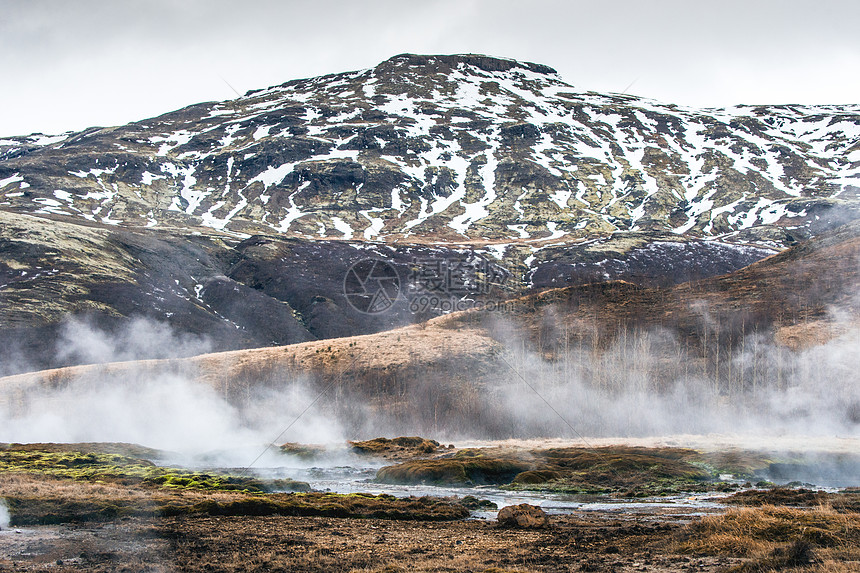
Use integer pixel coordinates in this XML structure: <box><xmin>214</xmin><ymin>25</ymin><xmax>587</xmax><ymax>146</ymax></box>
<box><xmin>186</xmin><ymin>434</ymin><xmax>860</xmax><ymax>521</ymax></box>
<box><xmin>247</xmin><ymin>462</ymin><xmax>731</xmax><ymax>521</ymax></box>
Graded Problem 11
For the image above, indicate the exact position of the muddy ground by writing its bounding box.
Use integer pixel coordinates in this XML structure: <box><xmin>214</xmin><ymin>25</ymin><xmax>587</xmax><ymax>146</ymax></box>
<box><xmin>1</xmin><ymin>511</ymin><xmax>737</xmax><ymax>573</ymax></box>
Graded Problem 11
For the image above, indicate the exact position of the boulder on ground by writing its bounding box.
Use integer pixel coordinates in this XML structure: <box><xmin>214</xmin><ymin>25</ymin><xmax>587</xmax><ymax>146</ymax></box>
<box><xmin>496</xmin><ymin>503</ymin><xmax>549</xmax><ymax>528</ymax></box>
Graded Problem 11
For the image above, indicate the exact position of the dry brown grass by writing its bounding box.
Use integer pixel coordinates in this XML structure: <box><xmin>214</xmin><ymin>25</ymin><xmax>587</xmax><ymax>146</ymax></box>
<box><xmin>805</xmin><ymin>564</ymin><xmax>860</xmax><ymax>572</ymax></box>
<box><xmin>0</xmin><ymin>320</ymin><xmax>502</xmax><ymax>397</ymax></box>
<box><xmin>681</xmin><ymin>504</ymin><xmax>860</xmax><ymax>553</ymax></box>
<box><xmin>3</xmin><ymin>220</ymin><xmax>860</xmax><ymax>408</ymax></box>
<box><xmin>0</xmin><ymin>473</ymin><xmax>155</xmax><ymax>501</ymax></box>
<box><xmin>678</xmin><ymin>504</ymin><xmax>860</xmax><ymax>572</ymax></box>
<box><xmin>723</xmin><ymin>488</ymin><xmax>860</xmax><ymax>512</ymax></box>
<box><xmin>773</xmin><ymin>320</ymin><xmax>855</xmax><ymax>351</ymax></box>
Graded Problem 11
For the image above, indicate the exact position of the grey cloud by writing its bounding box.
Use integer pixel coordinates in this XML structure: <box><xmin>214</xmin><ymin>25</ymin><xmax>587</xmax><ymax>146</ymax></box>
<box><xmin>0</xmin><ymin>0</ymin><xmax>858</xmax><ymax>134</ymax></box>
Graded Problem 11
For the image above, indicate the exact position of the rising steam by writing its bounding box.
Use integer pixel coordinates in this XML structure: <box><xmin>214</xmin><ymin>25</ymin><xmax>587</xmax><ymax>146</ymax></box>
<box><xmin>0</xmin><ymin>499</ymin><xmax>9</xmax><ymax>530</ymax></box>
<box><xmin>1</xmin><ymin>308</ymin><xmax>858</xmax><ymax>461</ymax></box>
<box><xmin>0</xmin><ymin>318</ymin><xmax>346</xmax><ymax>466</ymax></box>
<box><xmin>57</xmin><ymin>316</ymin><xmax>213</xmax><ymax>364</ymax></box>
<box><xmin>493</xmin><ymin>323</ymin><xmax>860</xmax><ymax>438</ymax></box>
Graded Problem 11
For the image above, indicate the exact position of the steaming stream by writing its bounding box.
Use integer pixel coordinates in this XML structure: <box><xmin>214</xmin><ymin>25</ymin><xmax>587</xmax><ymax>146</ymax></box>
<box><xmin>258</xmin><ymin>463</ymin><xmax>732</xmax><ymax>520</ymax></box>
<box><xmin>183</xmin><ymin>434</ymin><xmax>860</xmax><ymax>520</ymax></box>
<box><xmin>2</xmin><ymin>317</ymin><xmax>858</xmax><ymax>524</ymax></box>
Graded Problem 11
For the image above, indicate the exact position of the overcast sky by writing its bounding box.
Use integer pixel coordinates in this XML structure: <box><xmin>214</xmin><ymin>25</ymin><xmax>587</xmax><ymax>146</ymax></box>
<box><xmin>1</xmin><ymin>0</ymin><xmax>858</xmax><ymax>136</ymax></box>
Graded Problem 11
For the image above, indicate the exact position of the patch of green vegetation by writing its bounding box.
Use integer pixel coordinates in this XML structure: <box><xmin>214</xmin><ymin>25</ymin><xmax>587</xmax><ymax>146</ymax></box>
<box><xmin>376</xmin><ymin>458</ymin><xmax>532</xmax><ymax>486</ymax></box>
<box><xmin>1</xmin><ymin>442</ymin><xmax>166</xmax><ymax>458</ymax></box>
<box><xmin>503</xmin><ymin>447</ymin><xmax>735</xmax><ymax>496</ymax></box>
<box><xmin>376</xmin><ymin>445</ymin><xmax>769</xmax><ymax>495</ymax></box>
<box><xmin>144</xmin><ymin>473</ymin><xmax>311</xmax><ymax>493</ymax></box>
<box><xmin>0</xmin><ymin>444</ymin><xmax>310</xmax><ymax>493</ymax></box>
<box><xmin>510</xmin><ymin>470</ymin><xmax>563</xmax><ymax>485</ymax></box>
<box><xmin>351</xmin><ymin>436</ymin><xmax>440</xmax><ymax>455</ymax></box>
<box><xmin>0</xmin><ymin>444</ymin><xmax>471</xmax><ymax>526</ymax></box>
<box><xmin>5</xmin><ymin>490</ymin><xmax>470</xmax><ymax>526</ymax></box>
<box><xmin>505</xmin><ymin>476</ymin><xmax>742</xmax><ymax>497</ymax></box>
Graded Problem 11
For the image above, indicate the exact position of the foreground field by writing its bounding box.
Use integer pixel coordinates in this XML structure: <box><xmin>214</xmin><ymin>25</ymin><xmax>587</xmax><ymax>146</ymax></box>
<box><xmin>1</xmin><ymin>511</ymin><xmax>728</xmax><ymax>573</ymax></box>
<box><xmin>1</xmin><ymin>442</ymin><xmax>859</xmax><ymax>572</ymax></box>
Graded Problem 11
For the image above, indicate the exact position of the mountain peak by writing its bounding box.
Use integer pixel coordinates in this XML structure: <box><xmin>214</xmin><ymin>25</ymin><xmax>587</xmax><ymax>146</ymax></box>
<box><xmin>376</xmin><ymin>53</ymin><xmax>559</xmax><ymax>76</ymax></box>
<box><xmin>1</xmin><ymin>53</ymin><xmax>859</xmax><ymax>248</ymax></box>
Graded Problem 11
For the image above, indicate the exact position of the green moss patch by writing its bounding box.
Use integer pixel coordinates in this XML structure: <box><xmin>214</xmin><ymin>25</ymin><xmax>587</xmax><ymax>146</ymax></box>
<box><xmin>5</xmin><ymin>490</ymin><xmax>469</xmax><ymax>526</ymax></box>
<box><xmin>376</xmin><ymin>445</ymin><xmax>760</xmax><ymax>494</ymax></box>
<box><xmin>0</xmin><ymin>443</ymin><xmax>310</xmax><ymax>493</ymax></box>
<box><xmin>0</xmin><ymin>443</ymin><xmax>472</xmax><ymax>526</ymax></box>
<box><xmin>242</xmin><ymin>492</ymin><xmax>471</xmax><ymax>521</ymax></box>
<box><xmin>350</xmin><ymin>436</ymin><xmax>441</xmax><ymax>457</ymax></box>
<box><xmin>377</xmin><ymin>458</ymin><xmax>532</xmax><ymax>486</ymax></box>
<box><xmin>144</xmin><ymin>473</ymin><xmax>311</xmax><ymax>493</ymax></box>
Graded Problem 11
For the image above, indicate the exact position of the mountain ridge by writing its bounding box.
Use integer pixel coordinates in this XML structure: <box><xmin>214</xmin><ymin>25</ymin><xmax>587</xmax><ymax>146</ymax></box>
<box><xmin>2</xmin><ymin>53</ymin><xmax>858</xmax><ymax>249</ymax></box>
<box><xmin>1</xmin><ymin>53</ymin><xmax>859</xmax><ymax>372</ymax></box>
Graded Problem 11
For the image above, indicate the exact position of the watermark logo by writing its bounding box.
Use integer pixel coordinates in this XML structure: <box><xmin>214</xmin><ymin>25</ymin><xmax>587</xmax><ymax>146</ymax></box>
<box><xmin>344</xmin><ymin>255</ymin><xmax>513</xmax><ymax>315</ymax></box>
<box><xmin>343</xmin><ymin>258</ymin><xmax>401</xmax><ymax>314</ymax></box>
<box><xmin>408</xmin><ymin>257</ymin><xmax>508</xmax><ymax>296</ymax></box>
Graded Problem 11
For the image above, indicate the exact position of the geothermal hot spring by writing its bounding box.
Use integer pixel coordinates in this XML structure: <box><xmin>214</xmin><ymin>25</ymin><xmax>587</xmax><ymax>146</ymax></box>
<box><xmin>2</xmin><ymin>318</ymin><xmax>859</xmax><ymax>518</ymax></box>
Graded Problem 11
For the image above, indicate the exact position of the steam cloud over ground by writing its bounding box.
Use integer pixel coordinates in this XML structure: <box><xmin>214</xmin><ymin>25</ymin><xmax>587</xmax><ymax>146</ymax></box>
<box><xmin>1</xmin><ymin>312</ymin><xmax>858</xmax><ymax>458</ymax></box>
<box><xmin>0</xmin><ymin>499</ymin><xmax>9</xmax><ymax>530</ymax></box>
<box><xmin>495</xmin><ymin>324</ymin><xmax>860</xmax><ymax>438</ymax></box>
<box><xmin>0</xmin><ymin>318</ymin><xmax>346</xmax><ymax>466</ymax></box>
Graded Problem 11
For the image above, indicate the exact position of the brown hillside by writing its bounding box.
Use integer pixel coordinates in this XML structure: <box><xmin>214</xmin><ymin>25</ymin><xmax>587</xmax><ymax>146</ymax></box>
<box><xmin>2</xmin><ymin>221</ymin><xmax>858</xmax><ymax>436</ymax></box>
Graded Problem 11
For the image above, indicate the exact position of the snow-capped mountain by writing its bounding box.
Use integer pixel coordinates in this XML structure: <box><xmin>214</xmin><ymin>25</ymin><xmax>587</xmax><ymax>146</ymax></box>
<box><xmin>2</xmin><ymin>53</ymin><xmax>860</xmax><ymax>373</ymax></box>
<box><xmin>2</xmin><ymin>53</ymin><xmax>859</xmax><ymax>249</ymax></box>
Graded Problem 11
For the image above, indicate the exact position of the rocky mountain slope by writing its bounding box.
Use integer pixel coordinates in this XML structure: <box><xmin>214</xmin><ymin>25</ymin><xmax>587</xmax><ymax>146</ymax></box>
<box><xmin>1</xmin><ymin>53</ymin><xmax>858</xmax><ymax>247</ymax></box>
<box><xmin>1</xmin><ymin>53</ymin><xmax>859</xmax><ymax>373</ymax></box>
<box><xmin>5</xmin><ymin>218</ymin><xmax>859</xmax><ymax>436</ymax></box>
<box><xmin>0</xmin><ymin>210</ymin><xmax>773</xmax><ymax>374</ymax></box>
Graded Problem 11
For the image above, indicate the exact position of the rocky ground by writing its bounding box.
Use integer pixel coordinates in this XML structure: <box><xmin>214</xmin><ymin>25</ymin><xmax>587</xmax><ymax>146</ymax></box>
<box><xmin>0</xmin><ymin>512</ymin><xmax>738</xmax><ymax>573</ymax></box>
